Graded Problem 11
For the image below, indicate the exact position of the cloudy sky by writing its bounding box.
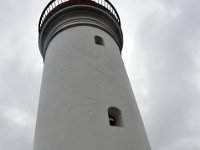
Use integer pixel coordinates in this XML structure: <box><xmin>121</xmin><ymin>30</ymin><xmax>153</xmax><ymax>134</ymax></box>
<box><xmin>1</xmin><ymin>0</ymin><xmax>200</xmax><ymax>150</ymax></box>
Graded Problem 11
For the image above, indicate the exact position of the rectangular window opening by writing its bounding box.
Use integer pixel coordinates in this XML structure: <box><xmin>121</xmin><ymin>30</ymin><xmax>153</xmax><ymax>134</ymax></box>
<box><xmin>108</xmin><ymin>107</ymin><xmax>123</xmax><ymax>127</ymax></box>
<box><xmin>95</xmin><ymin>35</ymin><xmax>104</xmax><ymax>46</ymax></box>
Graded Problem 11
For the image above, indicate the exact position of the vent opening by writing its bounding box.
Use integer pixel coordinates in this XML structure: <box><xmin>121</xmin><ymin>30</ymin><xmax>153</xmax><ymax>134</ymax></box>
<box><xmin>108</xmin><ymin>107</ymin><xmax>123</xmax><ymax>127</ymax></box>
<box><xmin>95</xmin><ymin>36</ymin><xmax>104</xmax><ymax>46</ymax></box>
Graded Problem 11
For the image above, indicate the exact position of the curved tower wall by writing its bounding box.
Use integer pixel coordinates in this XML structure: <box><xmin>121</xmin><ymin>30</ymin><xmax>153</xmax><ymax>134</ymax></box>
<box><xmin>34</xmin><ymin>1</ymin><xmax>151</xmax><ymax>150</ymax></box>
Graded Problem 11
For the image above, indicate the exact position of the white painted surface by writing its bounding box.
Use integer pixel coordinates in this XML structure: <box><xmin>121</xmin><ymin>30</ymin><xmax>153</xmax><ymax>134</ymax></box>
<box><xmin>34</xmin><ymin>26</ymin><xmax>151</xmax><ymax>150</ymax></box>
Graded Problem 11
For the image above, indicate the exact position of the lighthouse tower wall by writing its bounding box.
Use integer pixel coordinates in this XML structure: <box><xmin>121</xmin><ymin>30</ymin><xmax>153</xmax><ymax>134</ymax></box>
<box><xmin>34</xmin><ymin>25</ymin><xmax>151</xmax><ymax>150</ymax></box>
<box><xmin>34</xmin><ymin>1</ymin><xmax>151</xmax><ymax>150</ymax></box>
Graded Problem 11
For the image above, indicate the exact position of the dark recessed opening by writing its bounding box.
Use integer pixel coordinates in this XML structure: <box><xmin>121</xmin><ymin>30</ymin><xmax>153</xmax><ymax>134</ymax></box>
<box><xmin>95</xmin><ymin>36</ymin><xmax>104</xmax><ymax>46</ymax></box>
<box><xmin>109</xmin><ymin>115</ymin><xmax>116</xmax><ymax>126</ymax></box>
<box><xmin>108</xmin><ymin>107</ymin><xmax>123</xmax><ymax>127</ymax></box>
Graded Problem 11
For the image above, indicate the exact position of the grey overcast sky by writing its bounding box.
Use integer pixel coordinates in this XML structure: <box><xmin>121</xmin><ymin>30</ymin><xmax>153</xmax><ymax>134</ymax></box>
<box><xmin>0</xmin><ymin>0</ymin><xmax>200</xmax><ymax>150</ymax></box>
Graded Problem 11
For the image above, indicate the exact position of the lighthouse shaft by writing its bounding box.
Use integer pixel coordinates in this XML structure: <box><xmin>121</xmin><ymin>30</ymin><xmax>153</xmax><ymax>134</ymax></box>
<box><xmin>34</xmin><ymin>1</ymin><xmax>151</xmax><ymax>150</ymax></box>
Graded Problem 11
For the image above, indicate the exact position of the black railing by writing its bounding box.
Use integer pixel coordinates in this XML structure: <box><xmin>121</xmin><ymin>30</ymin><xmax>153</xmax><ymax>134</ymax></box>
<box><xmin>39</xmin><ymin>0</ymin><xmax>121</xmax><ymax>33</ymax></box>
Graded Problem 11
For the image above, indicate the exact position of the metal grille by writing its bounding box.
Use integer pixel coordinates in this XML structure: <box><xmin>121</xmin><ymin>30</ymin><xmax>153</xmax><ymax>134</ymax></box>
<box><xmin>38</xmin><ymin>0</ymin><xmax>121</xmax><ymax>32</ymax></box>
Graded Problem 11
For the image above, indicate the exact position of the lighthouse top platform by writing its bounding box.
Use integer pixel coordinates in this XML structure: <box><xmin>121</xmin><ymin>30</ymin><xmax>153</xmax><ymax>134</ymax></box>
<box><xmin>39</xmin><ymin>0</ymin><xmax>121</xmax><ymax>32</ymax></box>
<box><xmin>38</xmin><ymin>0</ymin><xmax>123</xmax><ymax>59</ymax></box>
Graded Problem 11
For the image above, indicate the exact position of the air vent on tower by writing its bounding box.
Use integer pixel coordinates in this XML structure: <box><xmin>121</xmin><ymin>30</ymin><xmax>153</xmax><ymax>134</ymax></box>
<box><xmin>108</xmin><ymin>107</ymin><xmax>123</xmax><ymax>127</ymax></box>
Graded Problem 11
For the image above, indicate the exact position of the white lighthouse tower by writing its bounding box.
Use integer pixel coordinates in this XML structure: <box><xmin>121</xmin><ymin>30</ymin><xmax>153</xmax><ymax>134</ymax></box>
<box><xmin>34</xmin><ymin>0</ymin><xmax>151</xmax><ymax>150</ymax></box>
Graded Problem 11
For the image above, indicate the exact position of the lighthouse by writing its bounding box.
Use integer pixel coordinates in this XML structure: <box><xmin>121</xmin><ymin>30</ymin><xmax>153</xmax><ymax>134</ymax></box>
<box><xmin>33</xmin><ymin>0</ymin><xmax>151</xmax><ymax>150</ymax></box>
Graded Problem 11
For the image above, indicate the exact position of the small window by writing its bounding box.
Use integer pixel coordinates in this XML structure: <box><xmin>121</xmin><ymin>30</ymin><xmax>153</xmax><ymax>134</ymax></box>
<box><xmin>95</xmin><ymin>36</ymin><xmax>104</xmax><ymax>46</ymax></box>
<box><xmin>108</xmin><ymin>107</ymin><xmax>123</xmax><ymax>127</ymax></box>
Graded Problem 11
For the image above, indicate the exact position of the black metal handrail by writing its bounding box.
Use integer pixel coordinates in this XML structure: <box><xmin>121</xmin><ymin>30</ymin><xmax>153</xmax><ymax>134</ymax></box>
<box><xmin>39</xmin><ymin>0</ymin><xmax>121</xmax><ymax>33</ymax></box>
